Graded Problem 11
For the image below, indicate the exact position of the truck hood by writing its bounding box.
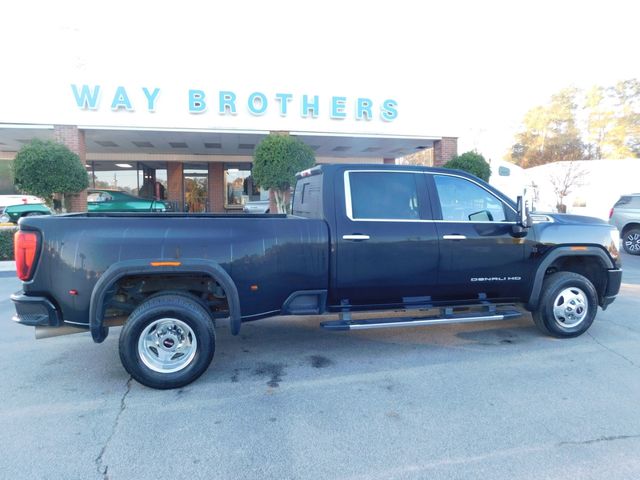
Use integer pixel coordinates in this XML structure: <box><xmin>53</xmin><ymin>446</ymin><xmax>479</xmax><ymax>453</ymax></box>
<box><xmin>531</xmin><ymin>212</ymin><xmax>620</xmax><ymax>266</ymax></box>
<box><xmin>537</xmin><ymin>212</ymin><xmax>610</xmax><ymax>226</ymax></box>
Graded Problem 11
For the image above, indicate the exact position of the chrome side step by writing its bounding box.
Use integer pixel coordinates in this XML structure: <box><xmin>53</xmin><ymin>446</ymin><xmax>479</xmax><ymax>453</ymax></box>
<box><xmin>320</xmin><ymin>309</ymin><xmax>521</xmax><ymax>331</ymax></box>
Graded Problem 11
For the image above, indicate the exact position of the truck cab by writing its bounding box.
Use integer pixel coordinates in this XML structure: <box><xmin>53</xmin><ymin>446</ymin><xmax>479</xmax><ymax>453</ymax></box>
<box><xmin>296</xmin><ymin>165</ymin><xmax>533</xmax><ymax>307</ymax></box>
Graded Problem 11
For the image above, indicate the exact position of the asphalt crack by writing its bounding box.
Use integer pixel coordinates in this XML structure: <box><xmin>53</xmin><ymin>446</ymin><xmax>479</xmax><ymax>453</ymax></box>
<box><xmin>558</xmin><ymin>433</ymin><xmax>640</xmax><ymax>446</ymax></box>
<box><xmin>587</xmin><ymin>332</ymin><xmax>639</xmax><ymax>368</ymax></box>
<box><xmin>95</xmin><ymin>377</ymin><xmax>132</xmax><ymax>479</ymax></box>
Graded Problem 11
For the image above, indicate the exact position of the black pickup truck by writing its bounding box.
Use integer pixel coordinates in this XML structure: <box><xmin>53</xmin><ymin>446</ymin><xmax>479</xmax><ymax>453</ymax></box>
<box><xmin>11</xmin><ymin>164</ymin><xmax>622</xmax><ymax>389</ymax></box>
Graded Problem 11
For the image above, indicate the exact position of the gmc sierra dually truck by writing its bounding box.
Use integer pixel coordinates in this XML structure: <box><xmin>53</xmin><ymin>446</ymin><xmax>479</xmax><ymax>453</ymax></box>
<box><xmin>11</xmin><ymin>164</ymin><xmax>622</xmax><ymax>389</ymax></box>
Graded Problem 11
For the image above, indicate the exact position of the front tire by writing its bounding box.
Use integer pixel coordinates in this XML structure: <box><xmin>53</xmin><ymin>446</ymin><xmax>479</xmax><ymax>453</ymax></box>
<box><xmin>119</xmin><ymin>294</ymin><xmax>215</xmax><ymax>389</ymax></box>
<box><xmin>622</xmin><ymin>228</ymin><xmax>640</xmax><ymax>255</ymax></box>
<box><xmin>532</xmin><ymin>272</ymin><xmax>598</xmax><ymax>338</ymax></box>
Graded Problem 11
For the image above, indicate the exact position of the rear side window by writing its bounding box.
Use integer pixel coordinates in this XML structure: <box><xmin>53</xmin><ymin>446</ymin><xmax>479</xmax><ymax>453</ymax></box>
<box><xmin>347</xmin><ymin>172</ymin><xmax>421</xmax><ymax>220</ymax></box>
<box><xmin>614</xmin><ymin>196</ymin><xmax>631</xmax><ymax>207</ymax></box>
<box><xmin>434</xmin><ymin>174</ymin><xmax>508</xmax><ymax>222</ymax></box>
<box><xmin>292</xmin><ymin>174</ymin><xmax>323</xmax><ymax>218</ymax></box>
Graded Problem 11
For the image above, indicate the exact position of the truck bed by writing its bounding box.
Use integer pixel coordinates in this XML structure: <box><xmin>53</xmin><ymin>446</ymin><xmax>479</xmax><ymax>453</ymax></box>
<box><xmin>19</xmin><ymin>213</ymin><xmax>330</xmax><ymax>324</ymax></box>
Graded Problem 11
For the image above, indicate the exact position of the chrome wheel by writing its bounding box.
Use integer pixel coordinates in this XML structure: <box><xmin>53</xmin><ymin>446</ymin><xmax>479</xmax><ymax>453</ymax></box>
<box><xmin>624</xmin><ymin>232</ymin><xmax>640</xmax><ymax>253</ymax></box>
<box><xmin>137</xmin><ymin>318</ymin><xmax>197</xmax><ymax>373</ymax></box>
<box><xmin>552</xmin><ymin>287</ymin><xmax>588</xmax><ymax>328</ymax></box>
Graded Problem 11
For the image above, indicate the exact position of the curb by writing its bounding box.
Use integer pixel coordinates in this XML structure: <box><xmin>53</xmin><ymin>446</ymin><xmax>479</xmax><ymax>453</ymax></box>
<box><xmin>0</xmin><ymin>261</ymin><xmax>16</xmax><ymax>272</ymax></box>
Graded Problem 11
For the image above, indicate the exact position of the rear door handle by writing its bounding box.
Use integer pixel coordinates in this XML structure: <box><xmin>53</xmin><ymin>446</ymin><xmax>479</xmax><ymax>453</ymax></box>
<box><xmin>442</xmin><ymin>234</ymin><xmax>467</xmax><ymax>240</ymax></box>
<box><xmin>343</xmin><ymin>234</ymin><xmax>370</xmax><ymax>241</ymax></box>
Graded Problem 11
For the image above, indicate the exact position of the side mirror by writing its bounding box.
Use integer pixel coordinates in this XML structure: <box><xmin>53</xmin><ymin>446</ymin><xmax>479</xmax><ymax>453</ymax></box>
<box><xmin>512</xmin><ymin>195</ymin><xmax>531</xmax><ymax>237</ymax></box>
<box><xmin>516</xmin><ymin>195</ymin><xmax>532</xmax><ymax>228</ymax></box>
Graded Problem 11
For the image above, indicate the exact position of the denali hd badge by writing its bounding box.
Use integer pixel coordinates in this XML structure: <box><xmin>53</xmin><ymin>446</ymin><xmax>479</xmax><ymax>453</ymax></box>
<box><xmin>471</xmin><ymin>277</ymin><xmax>522</xmax><ymax>282</ymax></box>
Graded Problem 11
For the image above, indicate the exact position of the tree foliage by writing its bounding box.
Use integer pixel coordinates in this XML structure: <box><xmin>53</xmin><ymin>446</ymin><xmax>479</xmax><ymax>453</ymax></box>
<box><xmin>13</xmin><ymin>139</ymin><xmax>89</xmax><ymax>205</ymax></box>
<box><xmin>607</xmin><ymin>79</ymin><xmax>640</xmax><ymax>158</ymax></box>
<box><xmin>253</xmin><ymin>134</ymin><xmax>315</xmax><ymax>213</ymax></box>
<box><xmin>509</xmin><ymin>79</ymin><xmax>640</xmax><ymax>166</ymax></box>
<box><xmin>443</xmin><ymin>151</ymin><xmax>491</xmax><ymax>181</ymax></box>
<box><xmin>510</xmin><ymin>88</ymin><xmax>584</xmax><ymax>167</ymax></box>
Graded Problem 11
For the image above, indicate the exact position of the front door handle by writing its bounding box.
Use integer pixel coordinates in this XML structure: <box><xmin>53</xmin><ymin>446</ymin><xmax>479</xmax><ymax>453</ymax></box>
<box><xmin>343</xmin><ymin>234</ymin><xmax>370</xmax><ymax>241</ymax></box>
<box><xmin>442</xmin><ymin>234</ymin><xmax>467</xmax><ymax>240</ymax></box>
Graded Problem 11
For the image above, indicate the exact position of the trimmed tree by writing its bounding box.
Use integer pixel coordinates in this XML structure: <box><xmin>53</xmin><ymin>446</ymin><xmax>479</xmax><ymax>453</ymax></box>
<box><xmin>12</xmin><ymin>139</ymin><xmax>89</xmax><ymax>211</ymax></box>
<box><xmin>252</xmin><ymin>134</ymin><xmax>315</xmax><ymax>213</ymax></box>
<box><xmin>443</xmin><ymin>151</ymin><xmax>491</xmax><ymax>182</ymax></box>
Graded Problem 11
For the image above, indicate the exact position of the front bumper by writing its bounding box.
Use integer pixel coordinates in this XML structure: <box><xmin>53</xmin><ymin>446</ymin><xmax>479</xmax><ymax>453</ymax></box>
<box><xmin>601</xmin><ymin>268</ymin><xmax>623</xmax><ymax>310</ymax></box>
<box><xmin>11</xmin><ymin>291</ymin><xmax>62</xmax><ymax>327</ymax></box>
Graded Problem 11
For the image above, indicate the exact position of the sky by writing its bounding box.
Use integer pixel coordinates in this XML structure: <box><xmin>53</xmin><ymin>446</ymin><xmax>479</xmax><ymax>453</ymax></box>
<box><xmin>3</xmin><ymin>0</ymin><xmax>639</xmax><ymax>160</ymax></box>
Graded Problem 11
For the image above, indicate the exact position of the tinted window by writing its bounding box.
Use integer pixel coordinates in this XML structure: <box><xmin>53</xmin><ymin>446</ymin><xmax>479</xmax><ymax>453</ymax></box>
<box><xmin>614</xmin><ymin>196</ymin><xmax>631</xmax><ymax>207</ymax></box>
<box><xmin>292</xmin><ymin>174</ymin><xmax>323</xmax><ymax>218</ymax></box>
<box><xmin>434</xmin><ymin>175</ymin><xmax>507</xmax><ymax>222</ymax></box>
<box><xmin>348</xmin><ymin>172</ymin><xmax>420</xmax><ymax>220</ymax></box>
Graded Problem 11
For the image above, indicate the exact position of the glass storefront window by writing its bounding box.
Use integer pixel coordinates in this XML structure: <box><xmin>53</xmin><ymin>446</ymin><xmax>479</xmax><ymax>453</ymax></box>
<box><xmin>224</xmin><ymin>164</ymin><xmax>260</xmax><ymax>209</ymax></box>
<box><xmin>88</xmin><ymin>162</ymin><xmax>168</xmax><ymax>200</ymax></box>
<box><xmin>91</xmin><ymin>167</ymin><xmax>139</xmax><ymax>194</ymax></box>
<box><xmin>138</xmin><ymin>163</ymin><xmax>168</xmax><ymax>200</ymax></box>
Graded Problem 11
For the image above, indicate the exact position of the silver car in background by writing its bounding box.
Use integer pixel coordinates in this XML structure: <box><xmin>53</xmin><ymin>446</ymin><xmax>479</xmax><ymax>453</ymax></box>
<box><xmin>242</xmin><ymin>200</ymin><xmax>270</xmax><ymax>214</ymax></box>
<box><xmin>609</xmin><ymin>193</ymin><xmax>640</xmax><ymax>255</ymax></box>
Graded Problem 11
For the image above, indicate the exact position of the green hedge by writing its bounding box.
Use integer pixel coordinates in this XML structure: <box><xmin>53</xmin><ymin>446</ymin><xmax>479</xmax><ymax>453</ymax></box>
<box><xmin>0</xmin><ymin>228</ymin><xmax>17</xmax><ymax>261</ymax></box>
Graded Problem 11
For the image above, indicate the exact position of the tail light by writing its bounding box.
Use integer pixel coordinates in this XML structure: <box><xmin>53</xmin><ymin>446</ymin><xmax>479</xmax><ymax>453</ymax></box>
<box><xmin>14</xmin><ymin>230</ymin><xmax>39</xmax><ymax>281</ymax></box>
<box><xmin>609</xmin><ymin>208</ymin><xmax>614</xmax><ymax>219</ymax></box>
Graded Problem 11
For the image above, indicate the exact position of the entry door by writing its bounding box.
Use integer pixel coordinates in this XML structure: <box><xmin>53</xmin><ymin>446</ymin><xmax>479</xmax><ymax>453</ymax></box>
<box><xmin>430</xmin><ymin>173</ymin><xmax>529</xmax><ymax>301</ymax></box>
<box><xmin>334</xmin><ymin>170</ymin><xmax>440</xmax><ymax>307</ymax></box>
<box><xmin>184</xmin><ymin>167</ymin><xmax>208</xmax><ymax>213</ymax></box>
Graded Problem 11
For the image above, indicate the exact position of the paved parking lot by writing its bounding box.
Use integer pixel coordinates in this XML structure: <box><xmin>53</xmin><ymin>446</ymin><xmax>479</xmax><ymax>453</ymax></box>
<box><xmin>1</xmin><ymin>253</ymin><xmax>639</xmax><ymax>480</ymax></box>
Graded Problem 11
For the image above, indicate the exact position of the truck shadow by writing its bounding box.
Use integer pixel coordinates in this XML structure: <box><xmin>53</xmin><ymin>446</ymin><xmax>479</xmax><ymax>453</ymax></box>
<box><xmin>26</xmin><ymin>312</ymin><xmax>560</xmax><ymax>393</ymax></box>
<box><xmin>197</xmin><ymin>311</ymin><xmax>546</xmax><ymax>388</ymax></box>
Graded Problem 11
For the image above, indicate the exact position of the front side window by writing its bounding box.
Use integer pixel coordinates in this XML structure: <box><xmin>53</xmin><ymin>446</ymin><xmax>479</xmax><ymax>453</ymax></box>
<box><xmin>434</xmin><ymin>174</ymin><xmax>508</xmax><ymax>222</ymax></box>
<box><xmin>348</xmin><ymin>172</ymin><xmax>420</xmax><ymax>220</ymax></box>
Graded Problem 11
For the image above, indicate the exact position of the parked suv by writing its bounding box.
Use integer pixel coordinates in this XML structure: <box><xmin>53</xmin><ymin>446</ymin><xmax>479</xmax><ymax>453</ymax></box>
<box><xmin>610</xmin><ymin>193</ymin><xmax>640</xmax><ymax>255</ymax></box>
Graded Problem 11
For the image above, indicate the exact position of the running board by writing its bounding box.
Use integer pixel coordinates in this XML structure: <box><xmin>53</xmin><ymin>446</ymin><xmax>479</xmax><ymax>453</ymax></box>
<box><xmin>320</xmin><ymin>309</ymin><xmax>522</xmax><ymax>331</ymax></box>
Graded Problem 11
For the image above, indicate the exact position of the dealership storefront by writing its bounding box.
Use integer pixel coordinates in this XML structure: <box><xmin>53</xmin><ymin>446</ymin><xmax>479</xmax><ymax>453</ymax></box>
<box><xmin>0</xmin><ymin>84</ymin><xmax>458</xmax><ymax>212</ymax></box>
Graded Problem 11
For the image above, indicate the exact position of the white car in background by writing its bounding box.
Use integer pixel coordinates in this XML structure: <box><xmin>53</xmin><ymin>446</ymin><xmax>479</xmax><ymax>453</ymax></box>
<box><xmin>0</xmin><ymin>194</ymin><xmax>44</xmax><ymax>214</ymax></box>
<box><xmin>242</xmin><ymin>200</ymin><xmax>270</xmax><ymax>214</ymax></box>
<box><xmin>488</xmin><ymin>159</ymin><xmax>529</xmax><ymax>202</ymax></box>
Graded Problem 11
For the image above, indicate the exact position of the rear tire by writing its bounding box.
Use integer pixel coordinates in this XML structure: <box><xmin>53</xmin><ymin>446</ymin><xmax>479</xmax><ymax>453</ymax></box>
<box><xmin>532</xmin><ymin>272</ymin><xmax>598</xmax><ymax>338</ymax></box>
<box><xmin>119</xmin><ymin>294</ymin><xmax>215</xmax><ymax>389</ymax></box>
<box><xmin>622</xmin><ymin>228</ymin><xmax>640</xmax><ymax>255</ymax></box>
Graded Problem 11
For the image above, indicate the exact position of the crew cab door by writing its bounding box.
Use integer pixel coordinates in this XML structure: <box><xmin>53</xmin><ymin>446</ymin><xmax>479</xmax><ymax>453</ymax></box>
<box><xmin>334</xmin><ymin>170</ymin><xmax>439</xmax><ymax>306</ymax></box>
<box><xmin>429</xmin><ymin>173</ymin><xmax>529</xmax><ymax>301</ymax></box>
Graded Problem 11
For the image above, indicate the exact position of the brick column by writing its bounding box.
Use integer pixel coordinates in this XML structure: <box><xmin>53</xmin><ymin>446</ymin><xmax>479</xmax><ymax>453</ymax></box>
<box><xmin>433</xmin><ymin>137</ymin><xmax>458</xmax><ymax>167</ymax></box>
<box><xmin>167</xmin><ymin>162</ymin><xmax>184</xmax><ymax>211</ymax></box>
<box><xmin>208</xmin><ymin>163</ymin><xmax>224</xmax><ymax>212</ymax></box>
<box><xmin>54</xmin><ymin>125</ymin><xmax>87</xmax><ymax>212</ymax></box>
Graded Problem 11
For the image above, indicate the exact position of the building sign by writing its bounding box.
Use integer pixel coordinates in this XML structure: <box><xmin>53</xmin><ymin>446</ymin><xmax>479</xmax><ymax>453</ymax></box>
<box><xmin>71</xmin><ymin>84</ymin><xmax>398</xmax><ymax>122</ymax></box>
